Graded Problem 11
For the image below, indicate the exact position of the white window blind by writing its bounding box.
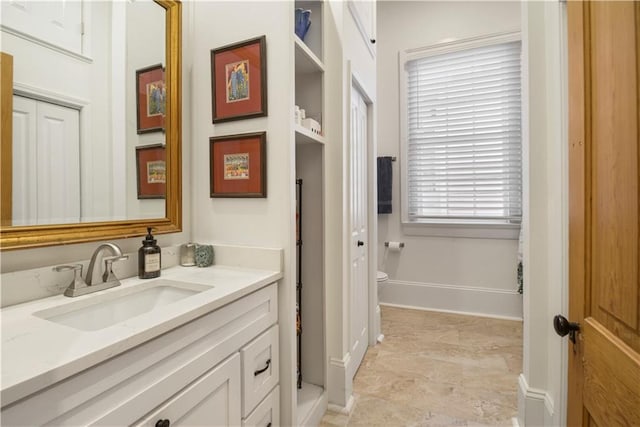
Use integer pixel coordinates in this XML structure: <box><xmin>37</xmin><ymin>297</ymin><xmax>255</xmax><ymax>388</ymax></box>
<box><xmin>405</xmin><ymin>40</ymin><xmax>522</xmax><ymax>223</ymax></box>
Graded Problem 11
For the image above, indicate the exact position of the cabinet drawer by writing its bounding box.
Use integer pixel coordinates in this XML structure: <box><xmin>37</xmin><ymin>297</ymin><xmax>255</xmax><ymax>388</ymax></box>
<box><xmin>134</xmin><ymin>353</ymin><xmax>241</xmax><ymax>427</ymax></box>
<box><xmin>243</xmin><ymin>385</ymin><xmax>279</xmax><ymax>427</ymax></box>
<box><xmin>241</xmin><ymin>325</ymin><xmax>279</xmax><ymax>417</ymax></box>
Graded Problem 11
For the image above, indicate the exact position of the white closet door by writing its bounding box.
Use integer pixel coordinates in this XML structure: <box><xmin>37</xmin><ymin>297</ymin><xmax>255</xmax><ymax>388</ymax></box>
<box><xmin>36</xmin><ymin>101</ymin><xmax>81</xmax><ymax>224</ymax></box>
<box><xmin>12</xmin><ymin>96</ymin><xmax>37</xmax><ymax>226</ymax></box>
<box><xmin>12</xmin><ymin>95</ymin><xmax>81</xmax><ymax>225</ymax></box>
<box><xmin>1</xmin><ymin>0</ymin><xmax>83</xmax><ymax>55</ymax></box>
<box><xmin>349</xmin><ymin>86</ymin><xmax>369</xmax><ymax>378</ymax></box>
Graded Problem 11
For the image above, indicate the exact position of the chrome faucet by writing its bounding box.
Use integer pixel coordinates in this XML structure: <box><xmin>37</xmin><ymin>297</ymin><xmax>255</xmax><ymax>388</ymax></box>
<box><xmin>54</xmin><ymin>243</ymin><xmax>129</xmax><ymax>297</ymax></box>
<box><xmin>86</xmin><ymin>243</ymin><xmax>128</xmax><ymax>286</ymax></box>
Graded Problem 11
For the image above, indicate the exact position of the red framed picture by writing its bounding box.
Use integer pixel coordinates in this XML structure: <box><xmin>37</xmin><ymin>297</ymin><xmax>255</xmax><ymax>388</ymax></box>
<box><xmin>136</xmin><ymin>144</ymin><xmax>166</xmax><ymax>199</ymax></box>
<box><xmin>210</xmin><ymin>36</ymin><xmax>267</xmax><ymax>123</ymax></box>
<box><xmin>210</xmin><ymin>132</ymin><xmax>266</xmax><ymax>198</ymax></box>
<box><xmin>136</xmin><ymin>64</ymin><xmax>165</xmax><ymax>134</ymax></box>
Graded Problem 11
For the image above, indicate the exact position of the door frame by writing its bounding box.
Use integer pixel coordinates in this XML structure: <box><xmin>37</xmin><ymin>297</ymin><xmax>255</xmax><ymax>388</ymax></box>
<box><xmin>346</xmin><ymin>62</ymin><xmax>378</xmax><ymax>372</ymax></box>
<box><xmin>519</xmin><ymin>1</ymin><xmax>570</xmax><ymax>425</ymax></box>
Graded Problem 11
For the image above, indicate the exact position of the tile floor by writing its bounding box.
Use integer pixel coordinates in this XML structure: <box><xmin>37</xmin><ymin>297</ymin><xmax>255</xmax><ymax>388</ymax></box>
<box><xmin>319</xmin><ymin>306</ymin><xmax>522</xmax><ymax>427</ymax></box>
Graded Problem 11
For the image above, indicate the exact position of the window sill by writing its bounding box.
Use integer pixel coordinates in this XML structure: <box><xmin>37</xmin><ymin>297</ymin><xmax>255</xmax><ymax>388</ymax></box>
<box><xmin>401</xmin><ymin>221</ymin><xmax>521</xmax><ymax>240</ymax></box>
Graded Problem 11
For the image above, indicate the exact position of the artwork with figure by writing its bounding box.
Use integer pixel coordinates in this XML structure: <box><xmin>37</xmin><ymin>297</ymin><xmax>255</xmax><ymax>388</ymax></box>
<box><xmin>224</xmin><ymin>153</ymin><xmax>250</xmax><ymax>180</ymax></box>
<box><xmin>136</xmin><ymin>65</ymin><xmax>165</xmax><ymax>133</ymax></box>
<box><xmin>147</xmin><ymin>80</ymin><xmax>166</xmax><ymax>116</ymax></box>
<box><xmin>225</xmin><ymin>60</ymin><xmax>250</xmax><ymax>103</ymax></box>
<box><xmin>146</xmin><ymin>160</ymin><xmax>166</xmax><ymax>183</ymax></box>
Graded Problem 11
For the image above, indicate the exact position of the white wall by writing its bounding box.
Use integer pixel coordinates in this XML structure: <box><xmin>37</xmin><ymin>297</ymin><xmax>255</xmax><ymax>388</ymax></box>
<box><xmin>125</xmin><ymin>1</ymin><xmax>166</xmax><ymax>220</ymax></box>
<box><xmin>376</xmin><ymin>1</ymin><xmax>522</xmax><ymax>319</ymax></box>
<box><xmin>187</xmin><ymin>2</ymin><xmax>296</xmax><ymax>424</ymax></box>
<box><xmin>518</xmin><ymin>2</ymin><xmax>568</xmax><ymax>425</ymax></box>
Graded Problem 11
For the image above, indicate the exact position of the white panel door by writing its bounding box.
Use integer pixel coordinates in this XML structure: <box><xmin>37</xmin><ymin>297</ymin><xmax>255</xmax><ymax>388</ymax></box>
<box><xmin>11</xmin><ymin>96</ymin><xmax>37</xmax><ymax>226</ymax></box>
<box><xmin>349</xmin><ymin>86</ymin><xmax>369</xmax><ymax>378</ymax></box>
<box><xmin>36</xmin><ymin>101</ymin><xmax>80</xmax><ymax>224</ymax></box>
<box><xmin>12</xmin><ymin>95</ymin><xmax>80</xmax><ymax>225</ymax></box>
<box><xmin>1</xmin><ymin>0</ymin><xmax>83</xmax><ymax>55</ymax></box>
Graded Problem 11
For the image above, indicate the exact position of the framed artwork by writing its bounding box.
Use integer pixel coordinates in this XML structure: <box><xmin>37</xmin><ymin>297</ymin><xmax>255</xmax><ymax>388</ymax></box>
<box><xmin>136</xmin><ymin>64</ymin><xmax>165</xmax><ymax>134</ymax></box>
<box><xmin>136</xmin><ymin>144</ymin><xmax>166</xmax><ymax>199</ymax></box>
<box><xmin>209</xmin><ymin>132</ymin><xmax>266</xmax><ymax>198</ymax></box>
<box><xmin>210</xmin><ymin>36</ymin><xmax>267</xmax><ymax>123</ymax></box>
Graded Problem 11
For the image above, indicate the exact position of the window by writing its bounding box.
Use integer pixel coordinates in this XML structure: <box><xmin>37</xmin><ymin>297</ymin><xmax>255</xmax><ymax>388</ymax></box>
<box><xmin>400</xmin><ymin>33</ymin><xmax>522</xmax><ymax>229</ymax></box>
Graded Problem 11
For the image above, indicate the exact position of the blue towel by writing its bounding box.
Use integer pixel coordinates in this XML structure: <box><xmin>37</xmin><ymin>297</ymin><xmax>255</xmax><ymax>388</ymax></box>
<box><xmin>377</xmin><ymin>156</ymin><xmax>393</xmax><ymax>214</ymax></box>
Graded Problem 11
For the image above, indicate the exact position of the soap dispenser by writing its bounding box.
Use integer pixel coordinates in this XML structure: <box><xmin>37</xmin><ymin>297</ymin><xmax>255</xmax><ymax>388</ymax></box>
<box><xmin>139</xmin><ymin>227</ymin><xmax>161</xmax><ymax>279</ymax></box>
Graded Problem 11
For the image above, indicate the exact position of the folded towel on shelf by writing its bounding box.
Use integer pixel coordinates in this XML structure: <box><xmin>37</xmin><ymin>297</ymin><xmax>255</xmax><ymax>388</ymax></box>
<box><xmin>377</xmin><ymin>156</ymin><xmax>393</xmax><ymax>214</ymax></box>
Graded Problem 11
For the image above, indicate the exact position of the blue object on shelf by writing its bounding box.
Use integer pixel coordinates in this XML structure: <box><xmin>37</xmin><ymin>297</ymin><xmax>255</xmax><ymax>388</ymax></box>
<box><xmin>295</xmin><ymin>8</ymin><xmax>312</xmax><ymax>41</ymax></box>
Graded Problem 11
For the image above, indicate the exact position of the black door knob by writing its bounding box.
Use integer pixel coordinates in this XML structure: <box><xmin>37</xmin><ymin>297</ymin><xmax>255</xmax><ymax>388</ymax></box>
<box><xmin>357</xmin><ymin>240</ymin><xmax>364</xmax><ymax>246</ymax></box>
<box><xmin>155</xmin><ymin>419</ymin><xmax>170</xmax><ymax>427</ymax></box>
<box><xmin>553</xmin><ymin>314</ymin><xmax>580</xmax><ymax>343</ymax></box>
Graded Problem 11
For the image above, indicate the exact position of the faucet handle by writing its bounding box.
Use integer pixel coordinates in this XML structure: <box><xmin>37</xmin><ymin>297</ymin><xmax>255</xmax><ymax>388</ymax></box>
<box><xmin>102</xmin><ymin>255</ymin><xmax>129</xmax><ymax>283</ymax></box>
<box><xmin>53</xmin><ymin>264</ymin><xmax>89</xmax><ymax>297</ymax></box>
<box><xmin>53</xmin><ymin>264</ymin><xmax>83</xmax><ymax>276</ymax></box>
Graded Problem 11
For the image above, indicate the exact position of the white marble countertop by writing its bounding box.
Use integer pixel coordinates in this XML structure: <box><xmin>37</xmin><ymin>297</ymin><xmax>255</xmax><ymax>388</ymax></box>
<box><xmin>1</xmin><ymin>265</ymin><xmax>282</xmax><ymax>407</ymax></box>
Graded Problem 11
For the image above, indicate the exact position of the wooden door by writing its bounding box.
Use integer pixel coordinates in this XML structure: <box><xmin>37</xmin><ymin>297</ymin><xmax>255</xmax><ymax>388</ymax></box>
<box><xmin>0</xmin><ymin>52</ymin><xmax>12</xmax><ymax>227</ymax></box>
<box><xmin>568</xmin><ymin>1</ymin><xmax>640</xmax><ymax>426</ymax></box>
<box><xmin>349</xmin><ymin>85</ymin><xmax>369</xmax><ymax>378</ymax></box>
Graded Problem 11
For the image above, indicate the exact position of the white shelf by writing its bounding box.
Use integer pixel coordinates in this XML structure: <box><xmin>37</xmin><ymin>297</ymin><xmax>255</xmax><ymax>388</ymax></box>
<box><xmin>294</xmin><ymin>35</ymin><xmax>324</xmax><ymax>74</ymax></box>
<box><xmin>297</xmin><ymin>382</ymin><xmax>327</xmax><ymax>426</ymax></box>
<box><xmin>295</xmin><ymin>124</ymin><xmax>325</xmax><ymax>145</ymax></box>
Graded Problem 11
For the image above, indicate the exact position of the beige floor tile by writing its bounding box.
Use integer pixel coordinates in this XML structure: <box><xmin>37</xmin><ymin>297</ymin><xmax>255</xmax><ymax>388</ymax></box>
<box><xmin>320</xmin><ymin>306</ymin><xmax>522</xmax><ymax>427</ymax></box>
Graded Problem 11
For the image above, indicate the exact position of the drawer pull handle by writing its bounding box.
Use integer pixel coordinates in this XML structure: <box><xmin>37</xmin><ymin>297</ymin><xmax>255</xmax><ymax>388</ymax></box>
<box><xmin>266</xmin><ymin>423</ymin><xmax>272</xmax><ymax>427</ymax></box>
<box><xmin>155</xmin><ymin>420</ymin><xmax>170</xmax><ymax>427</ymax></box>
<box><xmin>254</xmin><ymin>359</ymin><xmax>271</xmax><ymax>376</ymax></box>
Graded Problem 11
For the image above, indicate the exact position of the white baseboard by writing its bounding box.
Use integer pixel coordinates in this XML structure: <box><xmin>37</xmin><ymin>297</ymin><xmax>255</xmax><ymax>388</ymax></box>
<box><xmin>518</xmin><ymin>374</ymin><xmax>554</xmax><ymax>426</ymax></box>
<box><xmin>327</xmin><ymin>353</ymin><xmax>353</xmax><ymax>410</ymax></box>
<box><xmin>327</xmin><ymin>394</ymin><xmax>356</xmax><ymax>415</ymax></box>
<box><xmin>379</xmin><ymin>279</ymin><xmax>523</xmax><ymax>320</ymax></box>
<box><xmin>299</xmin><ymin>389</ymin><xmax>328</xmax><ymax>427</ymax></box>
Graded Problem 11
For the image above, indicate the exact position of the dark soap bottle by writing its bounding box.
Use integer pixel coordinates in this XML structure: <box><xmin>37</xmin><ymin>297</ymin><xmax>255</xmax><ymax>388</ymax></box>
<box><xmin>139</xmin><ymin>227</ymin><xmax>161</xmax><ymax>279</ymax></box>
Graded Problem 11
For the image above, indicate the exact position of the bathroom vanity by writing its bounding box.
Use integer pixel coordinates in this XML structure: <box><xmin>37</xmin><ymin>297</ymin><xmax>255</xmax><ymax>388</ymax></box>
<box><xmin>1</xmin><ymin>265</ymin><xmax>282</xmax><ymax>426</ymax></box>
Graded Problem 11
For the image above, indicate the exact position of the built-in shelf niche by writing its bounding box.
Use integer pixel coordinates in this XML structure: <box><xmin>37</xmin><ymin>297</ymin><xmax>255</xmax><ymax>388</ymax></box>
<box><xmin>295</xmin><ymin>125</ymin><xmax>325</xmax><ymax>145</ymax></box>
<box><xmin>294</xmin><ymin>1</ymin><xmax>326</xmax><ymax>424</ymax></box>
<box><xmin>295</xmin><ymin>142</ymin><xmax>325</xmax><ymax>424</ymax></box>
<box><xmin>295</xmin><ymin>0</ymin><xmax>324</xmax><ymax>134</ymax></box>
<box><xmin>295</xmin><ymin>0</ymin><xmax>323</xmax><ymax>62</ymax></box>
<box><xmin>295</xmin><ymin>37</ymin><xmax>324</xmax><ymax>74</ymax></box>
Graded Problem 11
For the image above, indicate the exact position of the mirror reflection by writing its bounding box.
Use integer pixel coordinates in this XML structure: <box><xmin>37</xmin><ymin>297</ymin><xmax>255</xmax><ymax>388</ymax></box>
<box><xmin>1</xmin><ymin>0</ymin><xmax>166</xmax><ymax>227</ymax></box>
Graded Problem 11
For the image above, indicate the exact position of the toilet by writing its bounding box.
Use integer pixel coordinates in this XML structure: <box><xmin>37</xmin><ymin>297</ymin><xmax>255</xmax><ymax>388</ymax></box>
<box><xmin>375</xmin><ymin>271</ymin><xmax>388</xmax><ymax>342</ymax></box>
<box><xmin>376</xmin><ymin>270</ymin><xmax>389</xmax><ymax>285</ymax></box>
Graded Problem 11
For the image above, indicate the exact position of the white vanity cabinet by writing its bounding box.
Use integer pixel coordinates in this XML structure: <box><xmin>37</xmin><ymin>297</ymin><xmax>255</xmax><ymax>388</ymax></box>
<box><xmin>134</xmin><ymin>353</ymin><xmax>242</xmax><ymax>427</ymax></box>
<box><xmin>1</xmin><ymin>282</ymin><xmax>279</xmax><ymax>427</ymax></box>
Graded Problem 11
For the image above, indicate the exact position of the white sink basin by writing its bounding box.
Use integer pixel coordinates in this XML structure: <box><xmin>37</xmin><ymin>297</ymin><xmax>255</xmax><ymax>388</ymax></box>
<box><xmin>34</xmin><ymin>279</ymin><xmax>211</xmax><ymax>331</ymax></box>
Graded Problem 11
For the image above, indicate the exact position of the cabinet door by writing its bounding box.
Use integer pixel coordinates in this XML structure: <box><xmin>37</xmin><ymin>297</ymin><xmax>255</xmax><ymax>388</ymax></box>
<box><xmin>134</xmin><ymin>354</ymin><xmax>241</xmax><ymax>427</ymax></box>
<box><xmin>243</xmin><ymin>386</ymin><xmax>279</xmax><ymax>427</ymax></box>
<box><xmin>241</xmin><ymin>325</ymin><xmax>279</xmax><ymax>417</ymax></box>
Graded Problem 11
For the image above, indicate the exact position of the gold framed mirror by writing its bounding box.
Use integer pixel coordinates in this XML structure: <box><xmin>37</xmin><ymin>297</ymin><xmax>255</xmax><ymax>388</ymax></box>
<box><xmin>0</xmin><ymin>0</ymin><xmax>182</xmax><ymax>251</ymax></box>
